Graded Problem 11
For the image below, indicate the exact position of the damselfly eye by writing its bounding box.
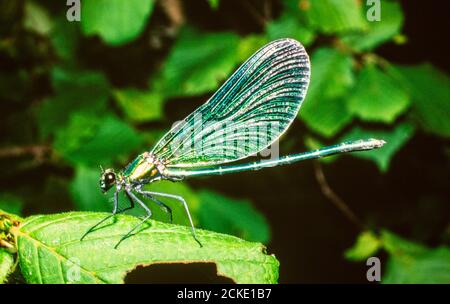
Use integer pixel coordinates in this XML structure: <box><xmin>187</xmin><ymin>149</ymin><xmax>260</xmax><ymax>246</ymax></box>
<box><xmin>106</xmin><ymin>173</ymin><xmax>115</xmax><ymax>182</ymax></box>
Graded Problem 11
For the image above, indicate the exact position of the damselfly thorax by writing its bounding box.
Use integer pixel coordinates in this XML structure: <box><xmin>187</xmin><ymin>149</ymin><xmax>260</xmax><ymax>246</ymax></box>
<box><xmin>124</xmin><ymin>152</ymin><xmax>167</xmax><ymax>183</ymax></box>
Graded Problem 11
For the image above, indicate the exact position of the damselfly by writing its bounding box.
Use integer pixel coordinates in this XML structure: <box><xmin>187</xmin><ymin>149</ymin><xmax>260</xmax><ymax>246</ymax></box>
<box><xmin>80</xmin><ymin>39</ymin><xmax>385</xmax><ymax>248</ymax></box>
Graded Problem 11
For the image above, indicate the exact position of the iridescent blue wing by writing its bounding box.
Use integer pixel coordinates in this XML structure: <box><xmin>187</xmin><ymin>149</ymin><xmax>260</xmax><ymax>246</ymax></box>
<box><xmin>151</xmin><ymin>38</ymin><xmax>310</xmax><ymax>168</ymax></box>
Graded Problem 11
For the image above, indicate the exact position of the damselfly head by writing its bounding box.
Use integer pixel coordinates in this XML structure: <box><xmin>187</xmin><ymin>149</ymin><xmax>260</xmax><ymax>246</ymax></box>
<box><xmin>100</xmin><ymin>168</ymin><xmax>116</xmax><ymax>193</ymax></box>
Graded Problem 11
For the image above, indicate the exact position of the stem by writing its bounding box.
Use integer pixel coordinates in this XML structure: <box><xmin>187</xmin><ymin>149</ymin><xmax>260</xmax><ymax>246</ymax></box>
<box><xmin>0</xmin><ymin>145</ymin><xmax>50</xmax><ymax>161</ymax></box>
<box><xmin>314</xmin><ymin>162</ymin><xmax>365</xmax><ymax>230</ymax></box>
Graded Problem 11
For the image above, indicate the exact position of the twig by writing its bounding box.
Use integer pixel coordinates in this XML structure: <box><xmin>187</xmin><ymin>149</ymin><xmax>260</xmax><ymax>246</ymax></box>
<box><xmin>314</xmin><ymin>161</ymin><xmax>365</xmax><ymax>230</ymax></box>
<box><xmin>159</xmin><ymin>0</ymin><xmax>184</xmax><ymax>31</ymax></box>
<box><xmin>0</xmin><ymin>145</ymin><xmax>51</xmax><ymax>161</ymax></box>
<box><xmin>243</xmin><ymin>0</ymin><xmax>268</xmax><ymax>27</ymax></box>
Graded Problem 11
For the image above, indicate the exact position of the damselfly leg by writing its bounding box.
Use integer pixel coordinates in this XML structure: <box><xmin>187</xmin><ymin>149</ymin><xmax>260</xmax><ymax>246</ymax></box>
<box><xmin>139</xmin><ymin>191</ymin><xmax>173</xmax><ymax>223</ymax></box>
<box><xmin>137</xmin><ymin>190</ymin><xmax>202</xmax><ymax>247</ymax></box>
<box><xmin>113</xmin><ymin>190</ymin><xmax>153</xmax><ymax>249</ymax></box>
<box><xmin>80</xmin><ymin>191</ymin><xmax>134</xmax><ymax>241</ymax></box>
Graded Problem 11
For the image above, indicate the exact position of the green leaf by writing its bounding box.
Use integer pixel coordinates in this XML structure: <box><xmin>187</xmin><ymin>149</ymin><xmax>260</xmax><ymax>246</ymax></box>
<box><xmin>237</xmin><ymin>35</ymin><xmax>269</xmax><ymax>63</ymax></box>
<box><xmin>347</xmin><ymin>63</ymin><xmax>410</xmax><ymax>123</ymax></box>
<box><xmin>395</xmin><ymin>64</ymin><xmax>450</xmax><ymax>137</ymax></box>
<box><xmin>300</xmin><ymin>48</ymin><xmax>355</xmax><ymax>137</ymax></box>
<box><xmin>198</xmin><ymin>191</ymin><xmax>270</xmax><ymax>244</ymax></box>
<box><xmin>162</xmin><ymin>28</ymin><xmax>240</xmax><ymax>97</ymax></box>
<box><xmin>301</xmin><ymin>0</ymin><xmax>367</xmax><ymax>34</ymax></box>
<box><xmin>38</xmin><ymin>67</ymin><xmax>110</xmax><ymax>138</ymax></box>
<box><xmin>81</xmin><ymin>0</ymin><xmax>155</xmax><ymax>46</ymax></box>
<box><xmin>54</xmin><ymin>114</ymin><xmax>142</xmax><ymax>166</ymax></box>
<box><xmin>70</xmin><ymin>166</ymin><xmax>111</xmax><ymax>212</ymax></box>
<box><xmin>15</xmin><ymin>212</ymin><xmax>279</xmax><ymax>283</ymax></box>
<box><xmin>345</xmin><ymin>231</ymin><xmax>381</xmax><ymax>261</ymax></box>
<box><xmin>340</xmin><ymin>123</ymin><xmax>414</xmax><ymax>172</ymax></box>
<box><xmin>267</xmin><ymin>12</ymin><xmax>315</xmax><ymax>46</ymax></box>
<box><xmin>207</xmin><ymin>0</ymin><xmax>220</xmax><ymax>10</ymax></box>
<box><xmin>0</xmin><ymin>194</ymin><xmax>23</xmax><ymax>216</ymax></box>
<box><xmin>23</xmin><ymin>1</ymin><xmax>52</xmax><ymax>36</ymax></box>
<box><xmin>381</xmin><ymin>230</ymin><xmax>450</xmax><ymax>283</ymax></box>
<box><xmin>50</xmin><ymin>16</ymin><xmax>80</xmax><ymax>60</ymax></box>
<box><xmin>0</xmin><ymin>249</ymin><xmax>14</xmax><ymax>284</ymax></box>
<box><xmin>342</xmin><ymin>1</ymin><xmax>404</xmax><ymax>51</ymax></box>
<box><xmin>113</xmin><ymin>88</ymin><xmax>164</xmax><ymax>123</ymax></box>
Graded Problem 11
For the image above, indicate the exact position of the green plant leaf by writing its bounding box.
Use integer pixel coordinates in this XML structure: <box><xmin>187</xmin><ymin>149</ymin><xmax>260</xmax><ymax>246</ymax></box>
<box><xmin>113</xmin><ymin>88</ymin><xmax>164</xmax><ymax>123</ymax></box>
<box><xmin>23</xmin><ymin>0</ymin><xmax>52</xmax><ymax>36</ymax></box>
<box><xmin>381</xmin><ymin>230</ymin><xmax>450</xmax><ymax>283</ymax></box>
<box><xmin>37</xmin><ymin>67</ymin><xmax>110</xmax><ymax>138</ymax></box>
<box><xmin>342</xmin><ymin>1</ymin><xmax>404</xmax><ymax>51</ymax></box>
<box><xmin>15</xmin><ymin>212</ymin><xmax>279</xmax><ymax>284</ymax></box>
<box><xmin>50</xmin><ymin>16</ymin><xmax>80</xmax><ymax>61</ymax></box>
<box><xmin>345</xmin><ymin>231</ymin><xmax>381</xmax><ymax>261</ymax></box>
<box><xmin>0</xmin><ymin>194</ymin><xmax>23</xmax><ymax>216</ymax></box>
<box><xmin>300</xmin><ymin>48</ymin><xmax>354</xmax><ymax>137</ymax></box>
<box><xmin>70</xmin><ymin>166</ymin><xmax>111</xmax><ymax>212</ymax></box>
<box><xmin>162</xmin><ymin>28</ymin><xmax>240</xmax><ymax>97</ymax></box>
<box><xmin>207</xmin><ymin>0</ymin><xmax>220</xmax><ymax>10</ymax></box>
<box><xmin>347</xmin><ymin>63</ymin><xmax>410</xmax><ymax>123</ymax></box>
<box><xmin>301</xmin><ymin>0</ymin><xmax>367</xmax><ymax>34</ymax></box>
<box><xmin>395</xmin><ymin>64</ymin><xmax>450</xmax><ymax>137</ymax></box>
<box><xmin>198</xmin><ymin>191</ymin><xmax>270</xmax><ymax>244</ymax></box>
<box><xmin>54</xmin><ymin>114</ymin><xmax>142</xmax><ymax>166</ymax></box>
<box><xmin>267</xmin><ymin>12</ymin><xmax>315</xmax><ymax>46</ymax></box>
<box><xmin>81</xmin><ymin>0</ymin><xmax>155</xmax><ymax>46</ymax></box>
<box><xmin>0</xmin><ymin>249</ymin><xmax>14</xmax><ymax>284</ymax></box>
<box><xmin>237</xmin><ymin>35</ymin><xmax>269</xmax><ymax>63</ymax></box>
<box><xmin>340</xmin><ymin>122</ymin><xmax>415</xmax><ymax>172</ymax></box>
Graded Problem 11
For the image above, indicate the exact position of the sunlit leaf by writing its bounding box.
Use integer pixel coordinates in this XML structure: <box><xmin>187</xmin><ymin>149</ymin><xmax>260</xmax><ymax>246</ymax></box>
<box><xmin>237</xmin><ymin>35</ymin><xmax>269</xmax><ymax>63</ymax></box>
<box><xmin>0</xmin><ymin>249</ymin><xmax>14</xmax><ymax>284</ymax></box>
<box><xmin>198</xmin><ymin>191</ymin><xmax>270</xmax><ymax>244</ymax></box>
<box><xmin>381</xmin><ymin>230</ymin><xmax>450</xmax><ymax>283</ymax></box>
<box><xmin>395</xmin><ymin>64</ymin><xmax>450</xmax><ymax>137</ymax></box>
<box><xmin>162</xmin><ymin>28</ymin><xmax>240</xmax><ymax>97</ymax></box>
<box><xmin>23</xmin><ymin>1</ymin><xmax>52</xmax><ymax>36</ymax></box>
<box><xmin>300</xmin><ymin>0</ymin><xmax>367</xmax><ymax>34</ymax></box>
<box><xmin>15</xmin><ymin>212</ymin><xmax>279</xmax><ymax>283</ymax></box>
<box><xmin>342</xmin><ymin>1</ymin><xmax>404</xmax><ymax>51</ymax></box>
<box><xmin>340</xmin><ymin>123</ymin><xmax>415</xmax><ymax>172</ymax></box>
<box><xmin>347</xmin><ymin>63</ymin><xmax>410</xmax><ymax>123</ymax></box>
<box><xmin>207</xmin><ymin>0</ymin><xmax>220</xmax><ymax>10</ymax></box>
<box><xmin>267</xmin><ymin>12</ymin><xmax>315</xmax><ymax>46</ymax></box>
<box><xmin>345</xmin><ymin>231</ymin><xmax>381</xmax><ymax>261</ymax></box>
<box><xmin>300</xmin><ymin>48</ymin><xmax>354</xmax><ymax>137</ymax></box>
<box><xmin>113</xmin><ymin>88</ymin><xmax>164</xmax><ymax>123</ymax></box>
<box><xmin>81</xmin><ymin>0</ymin><xmax>155</xmax><ymax>45</ymax></box>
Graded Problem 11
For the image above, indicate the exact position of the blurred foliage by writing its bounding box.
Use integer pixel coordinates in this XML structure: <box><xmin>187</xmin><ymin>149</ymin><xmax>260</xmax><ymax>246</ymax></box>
<box><xmin>346</xmin><ymin>230</ymin><xmax>450</xmax><ymax>283</ymax></box>
<box><xmin>0</xmin><ymin>0</ymin><xmax>449</xmax><ymax>283</ymax></box>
